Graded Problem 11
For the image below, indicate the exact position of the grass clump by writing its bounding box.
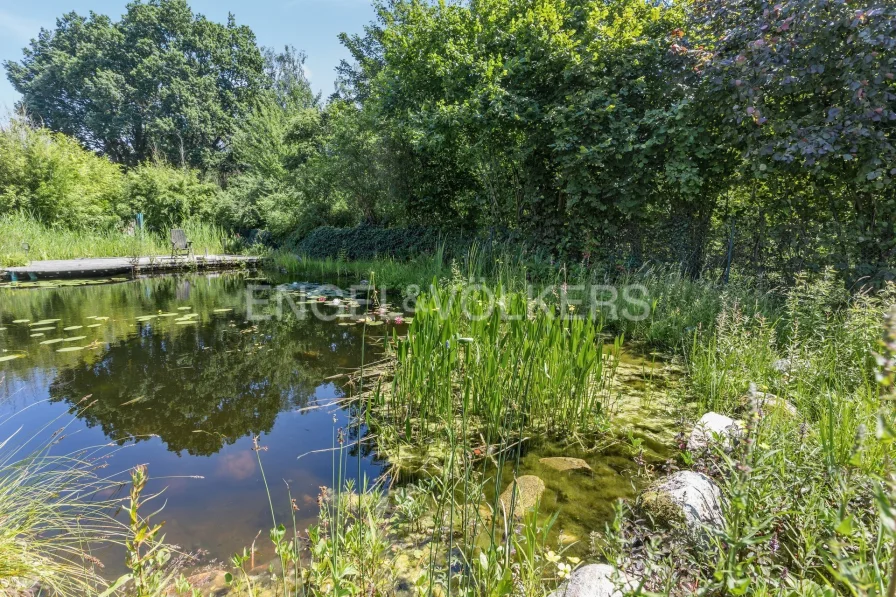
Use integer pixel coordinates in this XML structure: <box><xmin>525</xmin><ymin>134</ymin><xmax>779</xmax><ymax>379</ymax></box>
<box><xmin>0</xmin><ymin>425</ymin><xmax>126</xmax><ymax>595</ymax></box>
<box><xmin>0</xmin><ymin>212</ymin><xmax>237</xmax><ymax>266</ymax></box>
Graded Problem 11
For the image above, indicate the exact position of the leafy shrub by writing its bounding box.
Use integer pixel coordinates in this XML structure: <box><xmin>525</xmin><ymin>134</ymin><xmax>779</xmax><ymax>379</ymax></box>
<box><xmin>122</xmin><ymin>162</ymin><xmax>218</xmax><ymax>233</ymax></box>
<box><xmin>0</xmin><ymin>118</ymin><xmax>123</xmax><ymax>228</ymax></box>
<box><xmin>291</xmin><ymin>224</ymin><xmax>472</xmax><ymax>261</ymax></box>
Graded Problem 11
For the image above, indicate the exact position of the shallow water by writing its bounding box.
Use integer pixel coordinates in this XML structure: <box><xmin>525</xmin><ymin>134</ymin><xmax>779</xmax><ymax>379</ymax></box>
<box><xmin>0</xmin><ymin>272</ymin><xmax>391</xmax><ymax>572</ymax></box>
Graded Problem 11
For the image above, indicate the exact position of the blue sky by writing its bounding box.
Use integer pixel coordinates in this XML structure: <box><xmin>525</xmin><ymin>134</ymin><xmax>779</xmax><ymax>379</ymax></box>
<box><xmin>0</xmin><ymin>0</ymin><xmax>377</xmax><ymax>111</ymax></box>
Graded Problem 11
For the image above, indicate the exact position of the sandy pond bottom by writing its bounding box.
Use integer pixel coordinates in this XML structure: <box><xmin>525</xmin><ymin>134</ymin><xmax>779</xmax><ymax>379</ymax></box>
<box><xmin>0</xmin><ymin>272</ymin><xmax>684</xmax><ymax>577</ymax></box>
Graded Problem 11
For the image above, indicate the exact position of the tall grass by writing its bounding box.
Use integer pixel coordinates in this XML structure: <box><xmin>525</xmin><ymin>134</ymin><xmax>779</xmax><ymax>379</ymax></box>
<box><xmin>0</xmin><ymin>212</ymin><xmax>235</xmax><ymax>266</ymax></box>
<box><xmin>0</xmin><ymin>412</ymin><xmax>129</xmax><ymax>595</ymax></box>
<box><xmin>382</xmin><ymin>285</ymin><xmax>617</xmax><ymax>445</ymax></box>
<box><xmin>594</xmin><ymin>272</ymin><xmax>896</xmax><ymax>594</ymax></box>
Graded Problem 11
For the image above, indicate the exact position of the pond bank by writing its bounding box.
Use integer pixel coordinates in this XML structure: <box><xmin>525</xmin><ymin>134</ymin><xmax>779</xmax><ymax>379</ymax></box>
<box><xmin>2</xmin><ymin>254</ymin><xmax>262</xmax><ymax>281</ymax></box>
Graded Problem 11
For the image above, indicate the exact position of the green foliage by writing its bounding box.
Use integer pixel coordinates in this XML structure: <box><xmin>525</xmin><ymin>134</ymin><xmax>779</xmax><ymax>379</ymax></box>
<box><xmin>0</xmin><ymin>426</ymin><xmax>128</xmax><ymax>596</ymax></box>
<box><xmin>293</xmin><ymin>225</ymin><xmax>467</xmax><ymax>261</ymax></box>
<box><xmin>0</xmin><ymin>212</ymin><xmax>229</xmax><ymax>266</ymax></box>
<box><xmin>0</xmin><ymin>118</ymin><xmax>123</xmax><ymax>228</ymax></box>
<box><xmin>123</xmin><ymin>162</ymin><xmax>218</xmax><ymax>232</ymax></box>
<box><xmin>4</xmin><ymin>0</ymin><xmax>266</xmax><ymax>169</ymax></box>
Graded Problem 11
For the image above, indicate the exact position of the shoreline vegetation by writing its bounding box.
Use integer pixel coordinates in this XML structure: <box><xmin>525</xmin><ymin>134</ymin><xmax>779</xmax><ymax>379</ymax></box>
<box><xmin>2</xmin><ymin>256</ymin><xmax>894</xmax><ymax>596</ymax></box>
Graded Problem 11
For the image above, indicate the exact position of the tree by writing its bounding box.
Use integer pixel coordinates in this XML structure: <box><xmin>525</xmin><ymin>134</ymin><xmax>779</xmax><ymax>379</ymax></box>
<box><xmin>4</xmin><ymin>0</ymin><xmax>266</xmax><ymax>169</ymax></box>
<box><xmin>691</xmin><ymin>0</ymin><xmax>896</xmax><ymax>278</ymax></box>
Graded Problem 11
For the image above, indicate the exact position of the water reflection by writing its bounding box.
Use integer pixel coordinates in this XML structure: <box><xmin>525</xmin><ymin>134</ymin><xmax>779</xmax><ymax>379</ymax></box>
<box><xmin>0</xmin><ymin>273</ymin><xmax>384</xmax><ymax>566</ymax></box>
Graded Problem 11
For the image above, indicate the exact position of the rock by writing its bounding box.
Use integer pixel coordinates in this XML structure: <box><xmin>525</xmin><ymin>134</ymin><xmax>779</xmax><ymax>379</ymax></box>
<box><xmin>640</xmin><ymin>471</ymin><xmax>724</xmax><ymax>532</ymax></box>
<box><xmin>687</xmin><ymin>412</ymin><xmax>741</xmax><ymax>452</ymax></box>
<box><xmin>547</xmin><ymin>564</ymin><xmax>636</xmax><ymax>597</ymax></box>
<box><xmin>748</xmin><ymin>384</ymin><xmax>798</xmax><ymax>418</ymax></box>
<box><xmin>540</xmin><ymin>457</ymin><xmax>593</xmax><ymax>472</ymax></box>
<box><xmin>499</xmin><ymin>475</ymin><xmax>545</xmax><ymax>517</ymax></box>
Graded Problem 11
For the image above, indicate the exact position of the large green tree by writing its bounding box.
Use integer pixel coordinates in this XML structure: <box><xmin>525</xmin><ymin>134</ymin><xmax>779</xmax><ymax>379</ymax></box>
<box><xmin>4</xmin><ymin>0</ymin><xmax>266</xmax><ymax>169</ymax></box>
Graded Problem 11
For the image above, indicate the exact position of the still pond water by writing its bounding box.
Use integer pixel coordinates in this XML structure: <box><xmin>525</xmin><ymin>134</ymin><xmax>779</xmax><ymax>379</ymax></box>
<box><xmin>0</xmin><ymin>272</ymin><xmax>681</xmax><ymax>573</ymax></box>
<box><xmin>0</xmin><ymin>272</ymin><xmax>389</xmax><ymax>571</ymax></box>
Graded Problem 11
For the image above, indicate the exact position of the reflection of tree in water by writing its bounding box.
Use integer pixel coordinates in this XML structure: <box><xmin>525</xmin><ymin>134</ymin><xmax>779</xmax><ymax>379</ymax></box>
<box><xmin>48</xmin><ymin>312</ymin><xmax>374</xmax><ymax>456</ymax></box>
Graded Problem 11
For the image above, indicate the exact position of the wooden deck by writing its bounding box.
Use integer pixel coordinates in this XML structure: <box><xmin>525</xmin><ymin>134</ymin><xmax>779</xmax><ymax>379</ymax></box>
<box><xmin>2</xmin><ymin>255</ymin><xmax>262</xmax><ymax>280</ymax></box>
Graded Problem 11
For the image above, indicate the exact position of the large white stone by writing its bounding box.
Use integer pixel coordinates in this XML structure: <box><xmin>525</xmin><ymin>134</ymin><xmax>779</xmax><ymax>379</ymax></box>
<box><xmin>548</xmin><ymin>564</ymin><xmax>637</xmax><ymax>597</ymax></box>
<box><xmin>687</xmin><ymin>412</ymin><xmax>741</xmax><ymax>452</ymax></box>
<box><xmin>640</xmin><ymin>470</ymin><xmax>724</xmax><ymax>532</ymax></box>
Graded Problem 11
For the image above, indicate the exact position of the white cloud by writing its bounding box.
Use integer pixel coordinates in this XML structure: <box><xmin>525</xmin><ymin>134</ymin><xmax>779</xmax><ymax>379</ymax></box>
<box><xmin>302</xmin><ymin>63</ymin><xmax>312</xmax><ymax>80</ymax></box>
<box><xmin>0</xmin><ymin>10</ymin><xmax>44</xmax><ymax>42</ymax></box>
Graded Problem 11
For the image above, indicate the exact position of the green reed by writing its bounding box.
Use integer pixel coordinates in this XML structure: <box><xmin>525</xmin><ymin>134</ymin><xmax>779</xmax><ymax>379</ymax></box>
<box><xmin>387</xmin><ymin>284</ymin><xmax>617</xmax><ymax>445</ymax></box>
<box><xmin>0</xmin><ymin>212</ymin><xmax>236</xmax><ymax>266</ymax></box>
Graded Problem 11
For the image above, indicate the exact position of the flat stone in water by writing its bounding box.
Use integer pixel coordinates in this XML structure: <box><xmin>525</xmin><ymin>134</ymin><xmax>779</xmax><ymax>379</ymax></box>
<box><xmin>539</xmin><ymin>457</ymin><xmax>592</xmax><ymax>472</ymax></box>
<box><xmin>499</xmin><ymin>475</ymin><xmax>545</xmax><ymax>517</ymax></box>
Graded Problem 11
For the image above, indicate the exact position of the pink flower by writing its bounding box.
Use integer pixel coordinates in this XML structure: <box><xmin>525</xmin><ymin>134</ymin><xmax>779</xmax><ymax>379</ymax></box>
<box><xmin>395</xmin><ymin>316</ymin><xmax>404</xmax><ymax>325</ymax></box>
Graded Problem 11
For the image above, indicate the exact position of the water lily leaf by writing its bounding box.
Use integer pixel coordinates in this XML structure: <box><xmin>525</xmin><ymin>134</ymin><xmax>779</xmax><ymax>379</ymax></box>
<box><xmin>63</xmin><ymin>325</ymin><xmax>84</xmax><ymax>331</ymax></box>
<box><xmin>31</xmin><ymin>327</ymin><xmax>55</xmax><ymax>332</ymax></box>
<box><xmin>135</xmin><ymin>316</ymin><xmax>157</xmax><ymax>322</ymax></box>
<box><xmin>157</xmin><ymin>313</ymin><xmax>179</xmax><ymax>317</ymax></box>
<box><xmin>213</xmin><ymin>308</ymin><xmax>233</xmax><ymax>313</ymax></box>
<box><xmin>30</xmin><ymin>319</ymin><xmax>61</xmax><ymax>326</ymax></box>
<box><xmin>56</xmin><ymin>346</ymin><xmax>85</xmax><ymax>353</ymax></box>
<box><xmin>30</xmin><ymin>333</ymin><xmax>45</xmax><ymax>338</ymax></box>
<box><xmin>0</xmin><ymin>354</ymin><xmax>24</xmax><ymax>362</ymax></box>
<box><xmin>0</xmin><ymin>327</ymin><xmax>6</xmax><ymax>331</ymax></box>
<box><xmin>40</xmin><ymin>339</ymin><xmax>65</xmax><ymax>345</ymax></box>
<box><xmin>175</xmin><ymin>320</ymin><xmax>199</xmax><ymax>325</ymax></box>
<box><xmin>12</xmin><ymin>319</ymin><xmax>29</xmax><ymax>324</ymax></box>
<box><xmin>367</xmin><ymin>321</ymin><xmax>385</xmax><ymax>326</ymax></box>
<box><xmin>86</xmin><ymin>324</ymin><xmax>102</xmax><ymax>328</ymax></box>
<box><xmin>177</xmin><ymin>307</ymin><xmax>192</xmax><ymax>311</ymax></box>
<box><xmin>63</xmin><ymin>336</ymin><xmax>87</xmax><ymax>342</ymax></box>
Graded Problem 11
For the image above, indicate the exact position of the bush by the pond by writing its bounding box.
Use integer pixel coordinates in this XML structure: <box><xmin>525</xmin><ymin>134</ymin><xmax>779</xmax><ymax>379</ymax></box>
<box><xmin>290</xmin><ymin>224</ymin><xmax>474</xmax><ymax>261</ymax></box>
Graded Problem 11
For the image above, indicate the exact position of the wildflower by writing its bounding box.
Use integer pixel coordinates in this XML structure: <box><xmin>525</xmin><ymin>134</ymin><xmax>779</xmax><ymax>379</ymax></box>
<box><xmin>394</xmin><ymin>316</ymin><xmax>404</xmax><ymax>325</ymax></box>
<box><xmin>557</xmin><ymin>562</ymin><xmax>572</xmax><ymax>579</ymax></box>
<box><xmin>546</xmin><ymin>550</ymin><xmax>561</xmax><ymax>564</ymax></box>
<box><xmin>568</xmin><ymin>556</ymin><xmax>581</xmax><ymax>566</ymax></box>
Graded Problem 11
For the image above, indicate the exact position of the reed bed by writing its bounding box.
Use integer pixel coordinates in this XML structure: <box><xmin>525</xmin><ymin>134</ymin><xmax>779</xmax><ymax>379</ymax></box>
<box><xmin>0</xmin><ymin>212</ymin><xmax>235</xmax><ymax>266</ymax></box>
<box><xmin>377</xmin><ymin>286</ymin><xmax>619</xmax><ymax>445</ymax></box>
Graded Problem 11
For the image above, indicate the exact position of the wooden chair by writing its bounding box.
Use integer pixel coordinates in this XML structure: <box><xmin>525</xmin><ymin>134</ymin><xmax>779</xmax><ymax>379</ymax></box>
<box><xmin>170</xmin><ymin>229</ymin><xmax>193</xmax><ymax>260</ymax></box>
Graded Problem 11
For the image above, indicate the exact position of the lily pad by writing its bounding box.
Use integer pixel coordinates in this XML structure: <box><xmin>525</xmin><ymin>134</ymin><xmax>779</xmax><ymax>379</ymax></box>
<box><xmin>56</xmin><ymin>346</ymin><xmax>85</xmax><ymax>353</ymax></box>
<box><xmin>86</xmin><ymin>324</ymin><xmax>102</xmax><ymax>328</ymax></box>
<box><xmin>213</xmin><ymin>308</ymin><xmax>233</xmax><ymax>313</ymax></box>
<box><xmin>366</xmin><ymin>321</ymin><xmax>385</xmax><ymax>327</ymax></box>
<box><xmin>30</xmin><ymin>319</ymin><xmax>61</xmax><ymax>326</ymax></box>
<box><xmin>175</xmin><ymin>320</ymin><xmax>199</xmax><ymax>325</ymax></box>
<box><xmin>0</xmin><ymin>354</ymin><xmax>24</xmax><ymax>362</ymax></box>
<box><xmin>30</xmin><ymin>333</ymin><xmax>45</xmax><ymax>338</ymax></box>
<box><xmin>12</xmin><ymin>319</ymin><xmax>29</xmax><ymax>324</ymax></box>
<box><xmin>63</xmin><ymin>336</ymin><xmax>87</xmax><ymax>342</ymax></box>
<box><xmin>40</xmin><ymin>339</ymin><xmax>65</xmax><ymax>345</ymax></box>
<box><xmin>31</xmin><ymin>327</ymin><xmax>56</xmax><ymax>332</ymax></box>
<box><xmin>63</xmin><ymin>325</ymin><xmax>84</xmax><ymax>331</ymax></box>
<box><xmin>135</xmin><ymin>316</ymin><xmax>157</xmax><ymax>322</ymax></box>
<box><xmin>177</xmin><ymin>307</ymin><xmax>192</xmax><ymax>311</ymax></box>
<box><xmin>157</xmin><ymin>313</ymin><xmax>179</xmax><ymax>317</ymax></box>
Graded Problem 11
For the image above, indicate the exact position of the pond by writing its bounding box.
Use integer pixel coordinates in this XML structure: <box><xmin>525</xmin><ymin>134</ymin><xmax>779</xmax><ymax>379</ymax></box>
<box><xmin>0</xmin><ymin>272</ymin><xmax>391</xmax><ymax>573</ymax></box>
<box><xmin>0</xmin><ymin>272</ymin><xmax>684</xmax><ymax>577</ymax></box>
